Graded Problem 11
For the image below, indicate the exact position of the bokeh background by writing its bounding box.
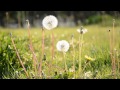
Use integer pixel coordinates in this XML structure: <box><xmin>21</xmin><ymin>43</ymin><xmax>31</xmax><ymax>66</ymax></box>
<box><xmin>0</xmin><ymin>11</ymin><xmax>120</xmax><ymax>79</ymax></box>
<box><xmin>0</xmin><ymin>11</ymin><xmax>120</xmax><ymax>28</ymax></box>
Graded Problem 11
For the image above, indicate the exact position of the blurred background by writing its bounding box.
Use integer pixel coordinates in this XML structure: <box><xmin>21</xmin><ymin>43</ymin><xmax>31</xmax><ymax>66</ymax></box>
<box><xmin>0</xmin><ymin>11</ymin><xmax>120</xmax><ymax>28</ymax></box>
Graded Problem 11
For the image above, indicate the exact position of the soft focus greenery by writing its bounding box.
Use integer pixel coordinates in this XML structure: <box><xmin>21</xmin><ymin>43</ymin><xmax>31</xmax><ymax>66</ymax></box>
<box><xmin>0</xmin><ymin>25</ymin><xmax>120</xmax><ymax>79</ymax></box>
<box><xmin>85</xmin><ymin>14</ymin><xmax>120</xmax><ymax>26</ymax></box>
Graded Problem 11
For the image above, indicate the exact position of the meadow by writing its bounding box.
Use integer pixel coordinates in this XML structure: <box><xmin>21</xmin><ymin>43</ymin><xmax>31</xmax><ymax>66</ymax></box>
<box><xmin>0</xmin><ymin>25</ymin><xmax>120</xmax><ymax>79</ymax></box>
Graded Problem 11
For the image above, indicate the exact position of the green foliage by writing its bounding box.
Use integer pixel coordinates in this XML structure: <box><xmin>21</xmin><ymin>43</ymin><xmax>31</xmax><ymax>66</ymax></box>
<box><xmin>85</xmin><ymin>14</ymin><xmax>102</xmax><ymax>24</ymax></box>
<box><xmin>0</xmin><ymin>25</ymin><xmax>120</xmax><ymax>79</ymax></box>
<box><xmin>0</xmin><ymin>33</ymin><xmax>17</xmax><ymax>78</ymax></box>
<box><xmin>85</xmin><ymin>14</ymin><xmax>120</xmax><ymax>26</ymax></box>
<box><xmin>0</xmin><ymin>32</ymin><xmax>33</xmax><ymax>78</ymax></box>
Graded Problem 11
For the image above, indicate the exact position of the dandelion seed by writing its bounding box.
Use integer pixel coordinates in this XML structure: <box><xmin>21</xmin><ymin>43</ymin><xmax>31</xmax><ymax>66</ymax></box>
<box><xmin>56</xmin><ymin>40</ymin><xmax>70</xmax><ymax>52</ymax></box>
<box><xmin>42</xmin><ymin>15</ymin><xmax>58</xmax><ymax>30</ymax></box>
<box><xmin>77</xmin><ymin>26</ymin><xmax>88</xmax><ymax>34</ymax></box>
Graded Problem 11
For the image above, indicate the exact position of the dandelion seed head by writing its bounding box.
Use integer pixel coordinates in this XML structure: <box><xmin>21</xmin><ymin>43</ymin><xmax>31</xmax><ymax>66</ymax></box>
<box><xmin>42</xmin><ymin>15</ymin><xmax>58</xmax><ymax>30</ymax></box>
<box><xmin>77</xmin><ymin>27</ymin><xmax>88</xmax><ymax>34</ymax></box>
<box><xmin>26</xmin><ymin>19</ymin><xmax>29</xmax><ymax>22</ymax></box>
<box><xmin>26</xmin><ymin>19</ymin><xmax>30</xmax><ymax>27</ymax></box>
<box><xmin>56</xmin><ymin>40</ymin><xmax>70</xmax><ymax>52</ymax></box>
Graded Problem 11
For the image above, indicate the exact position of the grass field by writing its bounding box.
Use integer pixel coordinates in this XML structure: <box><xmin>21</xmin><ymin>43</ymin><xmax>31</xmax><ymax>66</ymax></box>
<box><xmin>0</xmin><ymin>25</ymin><xmax>120</xmax><ymax>79</ymax></box>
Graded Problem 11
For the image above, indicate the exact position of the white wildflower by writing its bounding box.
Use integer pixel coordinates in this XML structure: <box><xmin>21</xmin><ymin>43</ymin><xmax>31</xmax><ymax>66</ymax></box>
<box><xmin>42</xmin><ymin>15</ymin><xmax>58</xmax><ymax>30</ymax></box>
<box><xmin>77</xmin><ymin>26</ymin><xmax>88</xmax><ymax>34</ymax></box>
<box><xmin>56</xmin><ymin>40</ymin><xmax>70</xmax><ymax>52</ymax></box>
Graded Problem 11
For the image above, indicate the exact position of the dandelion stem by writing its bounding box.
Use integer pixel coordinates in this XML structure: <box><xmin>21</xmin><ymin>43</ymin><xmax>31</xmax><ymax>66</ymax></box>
<box><xmin>6</xmin><ymin>12</ymin><xmax>9</xmax><ymax>28</ymax></box>
<box><xmin>116</xmin><ymin>51</ymin><xmax>119</xmax><ymax>73</ymax></box>
<box><xmin>108</xmin><ymin>30</ymin><xmax>114</xmax><ymax>75</ymax></box>
<box><xmin>63</xmin><ymin>52</ymin><xmax>67</xmax><ymax>72</ymax></box>
<box><xmin>51</xmin><ymin>31</ymin><xmax>54</xmax><ymax>61</ymax></box>
<box><xmin>26</xmin><ymin>20</ymin><xmax>38</xmax><ymax>76</ymax></box>
<box><xmin>28</xmin><ymin>45</ymin><xmax>37</xmax><ymax>76</ymax></box>
<box><xmin>56</xmin><ymin>58</ymin><xmax>57</xmax><ymax>71</ymax></box>
<box><xmin>71</xmin><ymin>35</ymin><xmax>76</xmax><ymax>78</ymax></box>
<box><xmin>78</xmin><ymin>35</ymin><xmax>81</xmax><ymax>76</ymax></box>
<box><xmin>112</xmin><ymin>19</ymin><xmax>116</xmax><ymax>78</ymax></box>
<box><xmin>79</xmin><ymin>34</ymin><xmax>83</xmax><ymax>77</ymax></box>
<box><xmin>38</xmin><ymin>27</ymin><xmax>44</xmax><ymax>78</ymax></box>
<box><xmin>10</xmin><ymin>34</ymin><xmax>29</xmax><ymax>78</ymax></box>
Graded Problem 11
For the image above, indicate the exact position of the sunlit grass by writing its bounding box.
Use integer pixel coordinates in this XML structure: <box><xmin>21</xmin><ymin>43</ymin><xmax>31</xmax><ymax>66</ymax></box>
<box><xmin>0</xmin><ymin>25</ymin><xmax>120</xmax><ymax>79</ymax></box>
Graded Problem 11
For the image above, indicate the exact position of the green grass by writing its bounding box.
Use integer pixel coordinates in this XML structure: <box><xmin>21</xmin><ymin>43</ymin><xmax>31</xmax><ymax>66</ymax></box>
<box><xmin>0</xmin><ymin>25</ymin><xmax>120</xmax><ymax>79</ymax></box>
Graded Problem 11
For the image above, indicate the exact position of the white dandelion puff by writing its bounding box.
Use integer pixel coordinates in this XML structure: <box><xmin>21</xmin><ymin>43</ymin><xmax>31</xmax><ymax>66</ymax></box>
<box><xmin>56</xmin><ymin>40</ymin><xmax>70</xmax><ymax>52</ymax></box>
<box><xmin>77</xmin><ymin>26</ymin><xmax>88</xmax><ymax>34</ymax></box>
<box><xmin>42</xmin><ymin>15</ymin><xmax>58</xmax><ymax>30</ymax></box>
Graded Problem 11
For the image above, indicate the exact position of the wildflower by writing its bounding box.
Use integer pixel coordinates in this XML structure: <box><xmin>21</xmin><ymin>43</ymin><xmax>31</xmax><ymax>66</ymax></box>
<box><xmin>56</xmin><ymin>40</ymin><xmax>70</xmax><ymax>52</ymax></box>
<box><xmin>84</xmin><ymin>71</ymin><xmax>93</xmax><ymax>79</ymax></box>
<box><xmin>77</xmin><ymin>26</ymin><xmax>88</xmax><ymax>34</ymax></box>
<box><xmin>85</xmin><ymin>55</ymin><xmax>95</xmax><ymax>61</ymax></box>
<box><xmin>42</xmin><ymin>15</ymin><xmax>58</xmax><ymax>30</ymax></box>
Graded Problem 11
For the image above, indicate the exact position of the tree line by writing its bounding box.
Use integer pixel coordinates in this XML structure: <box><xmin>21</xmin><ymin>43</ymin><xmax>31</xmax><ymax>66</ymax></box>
<box><xmin>0</xmin><ymin>11</ymin><xmax>119</xmax><ymax>27</ymax></box>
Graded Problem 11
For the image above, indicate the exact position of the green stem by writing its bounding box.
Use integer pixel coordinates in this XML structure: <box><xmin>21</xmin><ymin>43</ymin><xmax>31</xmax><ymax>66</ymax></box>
<box><xmin>112</xmin><ymin>19</ymin><xmax>116</xmax><ymax>78</ymax></box>
<box><xmin>38</xmin><ymin>28</ymin><xmax>44</xmax><ymax>78</ymax></box>
<box><xmin>56</xmin><ymin>58</ymin><xmax>57</xmax><ymax>71</ymax></box>
<box><xmin>26</xmin><ymin>20</ymin><xmax>37</xmax><ymax>77</ymax></box>
<box><xmin>72</xmin><ymin>37</ymin><xmax>75</xmax><ymax>78</ymax></box>
<box><xmin>117</xmin><ymin>52</ymin><xmax>119</xmax><ymax>73</ymax></box>
<box><xmin>52</xmin><ymin>31</ymin><xmax>54</xmax><ymax>61</ymax></box>
<box><xmin>79</xmin><ymin>34</ymin><xmax>83</xmax><ymax>77</ymax></box>
<box><xmin>63</xmin><ymin>52</ymin><xmax>67</xmax><ymax>72</ymax></box>
<box><xmin>73</xmin><ymin>50</ymin><xmax>75</xmax><ymax>78</ymax></box>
